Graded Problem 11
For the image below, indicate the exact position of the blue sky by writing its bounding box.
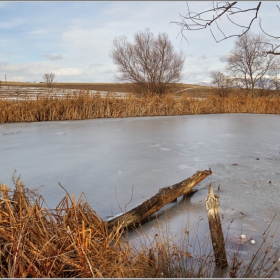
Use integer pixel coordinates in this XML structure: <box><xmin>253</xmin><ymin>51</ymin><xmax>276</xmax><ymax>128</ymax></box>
<box><xmin>0</xmin><ymin>1</ymin><xmax>279</xmax><ymax>84</ymax></box>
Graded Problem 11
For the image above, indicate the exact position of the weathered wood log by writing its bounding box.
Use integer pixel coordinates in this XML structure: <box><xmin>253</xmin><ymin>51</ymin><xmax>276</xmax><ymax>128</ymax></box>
<box><xmin>107</xmin><ymin>169</ymin><xmax>212</xmax><ymax>231</ymax></box>
<box><xmin>205</xmin><ymin>183</ymin><xmax>228</xmax><ymax>269</ymax></box>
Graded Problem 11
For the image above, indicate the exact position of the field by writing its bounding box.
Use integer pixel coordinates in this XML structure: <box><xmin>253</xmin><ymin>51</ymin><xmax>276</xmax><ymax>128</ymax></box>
<box><xmin>2</xmin><ymin>81</ymin><xmax>136</xmax><ymax>93</ymax></box>
<box><xmin>0</xmin><ymin>81</ymin><xmax>218</xmax><ymax>98</ymax></box>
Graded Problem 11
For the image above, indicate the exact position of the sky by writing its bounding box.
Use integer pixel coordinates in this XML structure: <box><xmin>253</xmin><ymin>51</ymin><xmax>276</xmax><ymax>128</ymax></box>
<box><xmin>0</xmin><ymin>1</ymin><xmax>279</xmax><ymax>84</ymax></box>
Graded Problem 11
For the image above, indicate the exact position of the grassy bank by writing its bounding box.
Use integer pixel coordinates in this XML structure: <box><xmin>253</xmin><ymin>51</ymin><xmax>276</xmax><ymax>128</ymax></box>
<box><xmin>0</xmin><ymin>180</ymin><xmax>279</xmax><ymax>278</ymax></box>
<box><xmin>1</xmin><ymin>91</ymin><xmax>280</xmax><ymax>123</ymax></box>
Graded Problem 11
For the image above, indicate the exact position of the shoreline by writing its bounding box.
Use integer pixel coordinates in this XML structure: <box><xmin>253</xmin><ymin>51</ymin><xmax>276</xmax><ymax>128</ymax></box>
<box><xmin>1</xmin><ymin>92</ymin><xmax>280</xmax><ymax>124</ymax></box>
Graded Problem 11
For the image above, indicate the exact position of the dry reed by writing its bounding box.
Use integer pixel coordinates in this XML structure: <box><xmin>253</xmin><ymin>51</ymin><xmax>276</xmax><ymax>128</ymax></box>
<box><xmin>1</xmin><ymin>179</ymin><xmax>280</xmax><ymax>278</ymax></box>
<box><xmin>0</xmin><ymin>180</ymin><xmax>143</xmax><ymax>278</ymax></box>
<box><xmin>0</xmin><ymin>91</ymin><xmax>280</xmax><ymax>123</ymax></box>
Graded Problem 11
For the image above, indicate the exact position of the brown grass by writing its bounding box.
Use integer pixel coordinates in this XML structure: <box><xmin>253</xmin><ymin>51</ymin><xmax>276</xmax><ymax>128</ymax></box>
<box><xmin>1</xmin><ymin>180</ymin><xmax>279</xmax><ymax>278</ymax></box>
<box><xmin>0</xmin><ymin>179</ymin><xmax>148</xmax><ymax>278</ymax></box>
<box><xmin>0</xmin><ymin>91</ymin><xmax>280</xmax><ymax>123</ymax></box>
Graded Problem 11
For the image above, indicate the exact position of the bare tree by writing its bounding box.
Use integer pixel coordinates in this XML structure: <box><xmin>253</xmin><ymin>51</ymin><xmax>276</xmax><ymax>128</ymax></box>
<box><xmin>110</xmin><ymin>29</ymin><xmax>185</xmax><ymax>96</ymax></box>
<box><xmin>256</xmin><ymin>77</ymin><xmax>275</xmax><ymax>96</ymax></box>
<box><xmin>172</xmin><ymin>2</ymin><xmax>280</xmax><ymax>55</ymax></box>
<box><xmin>42</xmin><ymin>73</ymin><xmax>56</xmax><ymax>88</ymax></box>
<box><xmin>225</xmin><ymin>32</ymin><xmax>278</xmax><ymax>95</ymax></box>
<box><xmin>268</xmin><ymin>62</ymin><xmax>280</xmax><ymax>91</ymax></box>
<box><xmin>210</xmin><ymin>71</ymin><xmax>233</xmax><ymax>96</ymax></box>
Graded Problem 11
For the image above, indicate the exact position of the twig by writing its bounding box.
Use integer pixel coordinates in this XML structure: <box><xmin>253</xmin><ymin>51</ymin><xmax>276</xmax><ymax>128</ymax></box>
<box><xmin>0</xmin><ymin>130</ymin><xmax>21</xmax><ymax>135</ymax></box>
<box><xmin>114</xmin><ymin>185</ymin><xmax>124</xmax><ymax>214</ymax></box>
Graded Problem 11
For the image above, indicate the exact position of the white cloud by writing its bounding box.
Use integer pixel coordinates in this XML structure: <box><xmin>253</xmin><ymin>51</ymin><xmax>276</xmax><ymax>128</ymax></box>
<box><xmin>0</xmin><ymin>61</ymin><xmax>9</xmax><ymax>66</ymax></box>
<box><xmin>0</xmin><ymin>19</ymin><xmax>25</xmax><ymax>29</ymax></box>
<box><xmin>0</xmin><ymin>2</ymin><xmax>279</xmax><ymax>83</ymax></box>
<box><xmin>55</xmin><ymin>67</ymin><xmax>82</xmax><ymax>76</ymax></box>
<box><xmin>100</xmin><ymin>69</ymin><xmax>114</xmax><ymax>75</ymax></box>
<box><xmin>198</xmin><ymin>55</ymin><xmax>207</xmax><ymax>60</ymax></box>
<box><xmin>0</xmin><ymin>63</ymin><xmax>28</xmax><ymax>72</ymax></box>
<box><xmin>182</xmin><ymin>69</ymin><xmax>212</xmax><ymax>83</ymax></box>
<box><xmin>42</xmin><ymin>54</ymin><xmax>63</xmax><ymax>61</ymax></box>
<box><xmin>219</xmin><ymin>54</ymin><xmax>230</xmax><ymax>63</ymax></box>
<box><xmin>28</xmin><ymin>29</ymin><xmax>50</xmax><ymax>36</ymax></box>
<box><xmin>0</xmin><ymin>61</ymin><xmax>79</xmax><ymax>81</ymax></box>
<box><xmin>88</xmin><ymin>63</ymin><xmax>103</xmax><ymax>68</ymax></box>
<box><xmin>0</xmin><ymin>60</ymin><xmax>115</xmax><ymax>83</ymax></box>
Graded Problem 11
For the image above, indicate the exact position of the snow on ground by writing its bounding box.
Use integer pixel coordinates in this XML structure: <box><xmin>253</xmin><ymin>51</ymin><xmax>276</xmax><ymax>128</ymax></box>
<box><xmin>0</xmin><ymin>86</ymin><xmax>129</xmax><ymax>100</ymax></box>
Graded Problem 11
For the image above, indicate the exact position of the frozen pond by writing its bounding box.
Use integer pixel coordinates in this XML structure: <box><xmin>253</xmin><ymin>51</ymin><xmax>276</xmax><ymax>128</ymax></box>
<box><xmin>1</xmin><ymin>113</ymin><xmax>280</xmax><ymax>259</ymax></box>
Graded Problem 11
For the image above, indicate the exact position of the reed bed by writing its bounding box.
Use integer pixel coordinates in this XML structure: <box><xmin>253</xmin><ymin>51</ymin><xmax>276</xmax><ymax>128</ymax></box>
<box><xmin>0</xmin><ymin>91</ymin><xmax>280</xmax><ymax>123</ymax></box>
<box><xmin>1</xmin><ymin>180</ymin><xmax>280</xmax><ymax>278</ymax></box>
<box><xmin>0</xmin><ymin>179</ymin><xmax>154</xmax><ymax>278</ymax></box>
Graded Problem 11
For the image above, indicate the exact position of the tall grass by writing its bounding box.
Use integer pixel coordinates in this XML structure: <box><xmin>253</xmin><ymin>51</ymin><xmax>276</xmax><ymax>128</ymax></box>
<box><xmin>0</xmin><ymin>180</ymin><xmax>279</xmax><ymax>278</ymax></box>
<box><xmin>0</xmin><ymin>91</ymin><xmax>280</xmax><ymax>123</ymax></box>
<box><xmin>0</xmin><ymin>179</ymin><xmax>140</xmax><ymax>278</ymax></box>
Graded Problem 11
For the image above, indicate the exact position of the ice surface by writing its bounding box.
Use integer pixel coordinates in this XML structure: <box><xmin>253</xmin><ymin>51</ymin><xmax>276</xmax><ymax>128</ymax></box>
<box><xmin>177</xmin><ymin>164</ymin><xmax>190</xmax><ymax>170</ymax></box>
<box><xmin>1</xmin><ymin>113</ymin><xmax>280</xmax><ymax>257</ymax></box>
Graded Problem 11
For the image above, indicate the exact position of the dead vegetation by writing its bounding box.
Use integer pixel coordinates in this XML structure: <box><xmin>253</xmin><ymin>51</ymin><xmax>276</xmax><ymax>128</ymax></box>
<box><xmin>0</xmin><ymin>180</ymin><xmax>142</xmax><ymax>278</ymax></box>
<box><xmin>0</xmin><ymin>90</ymin><xmax>280</xmax><ymax>123</ymax></box>
<box><xmin>0</xmin><ymin>179</ymin><xmax>279</xmax><ymax>278</ymax></box>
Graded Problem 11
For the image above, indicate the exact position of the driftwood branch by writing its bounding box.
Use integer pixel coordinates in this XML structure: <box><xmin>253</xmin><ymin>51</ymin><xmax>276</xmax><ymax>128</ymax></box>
<box><xmin>107</xmin><ymin>169</ymin><xmax>212</xmax><ymax>231</ymax></box>
<box><xmin>0</xmin><ymin>130</ymin><xmax>21</xmax><ymax>135</ymax></box>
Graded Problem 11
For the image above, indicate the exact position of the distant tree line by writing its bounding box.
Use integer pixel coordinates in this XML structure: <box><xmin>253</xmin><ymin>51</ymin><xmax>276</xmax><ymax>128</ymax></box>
<box><xmin>210</xmin><ymin>31</ymin><xmax>280</xmax><ymax>97</ymax></box>
<box><xmin>111</xmin><ymin>27</ymin><xmax>279</xmax><ymax>97</ymax></box>
<box><xmin>171</xmin><ymin>1</ymin><xmax>280</xmax><ymax>96</ymax></box>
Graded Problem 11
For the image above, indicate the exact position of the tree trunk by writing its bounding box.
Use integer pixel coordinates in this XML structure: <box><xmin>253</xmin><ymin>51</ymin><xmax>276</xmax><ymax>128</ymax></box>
<box><xmin>107</xmin><ymin>169</ymin><xmax>212</xmax><ymax>232</ymax></box>
<box><xmin>205</xmin><ymin>183</ymin><xmax>228</xmax><ymax>269</ymax></box>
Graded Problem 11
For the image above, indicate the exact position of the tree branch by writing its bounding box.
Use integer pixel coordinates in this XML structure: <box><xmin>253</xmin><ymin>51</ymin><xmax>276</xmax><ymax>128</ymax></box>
<box><xmin>173</xmin><ymin>2</ymin><xmax>280</xmax><ymax>55</ymax></box>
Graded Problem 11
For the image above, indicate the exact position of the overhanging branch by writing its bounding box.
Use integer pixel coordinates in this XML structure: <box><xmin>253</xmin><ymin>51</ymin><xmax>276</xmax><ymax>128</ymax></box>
<box><xmin>172</xmin><ymin>2</ymin><xmax>280</xmax><ymax>55</ymax></box>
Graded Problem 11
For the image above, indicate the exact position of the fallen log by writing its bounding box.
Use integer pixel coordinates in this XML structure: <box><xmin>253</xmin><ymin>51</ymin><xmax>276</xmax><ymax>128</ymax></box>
<box><xmin>107</xmin><ymin>169</ymin><xmax>212</xmax><ymax>231</ymax></box>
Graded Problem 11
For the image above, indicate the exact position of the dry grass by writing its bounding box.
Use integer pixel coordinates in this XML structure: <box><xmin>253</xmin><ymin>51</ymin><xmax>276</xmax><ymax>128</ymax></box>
<box><xmin>0</xmin><ymin>180</ymin><xmax>279</xmax><ymax>278</ymax></box>
<box><xmin>0</xmin><ymin>91</ymin><xmax>280</xmax><ymax>123</ymax></box>
<box><xmin>0</xmin><ymin>179</ymin><xmax>148</xmax><ymax>278</ymax></box>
